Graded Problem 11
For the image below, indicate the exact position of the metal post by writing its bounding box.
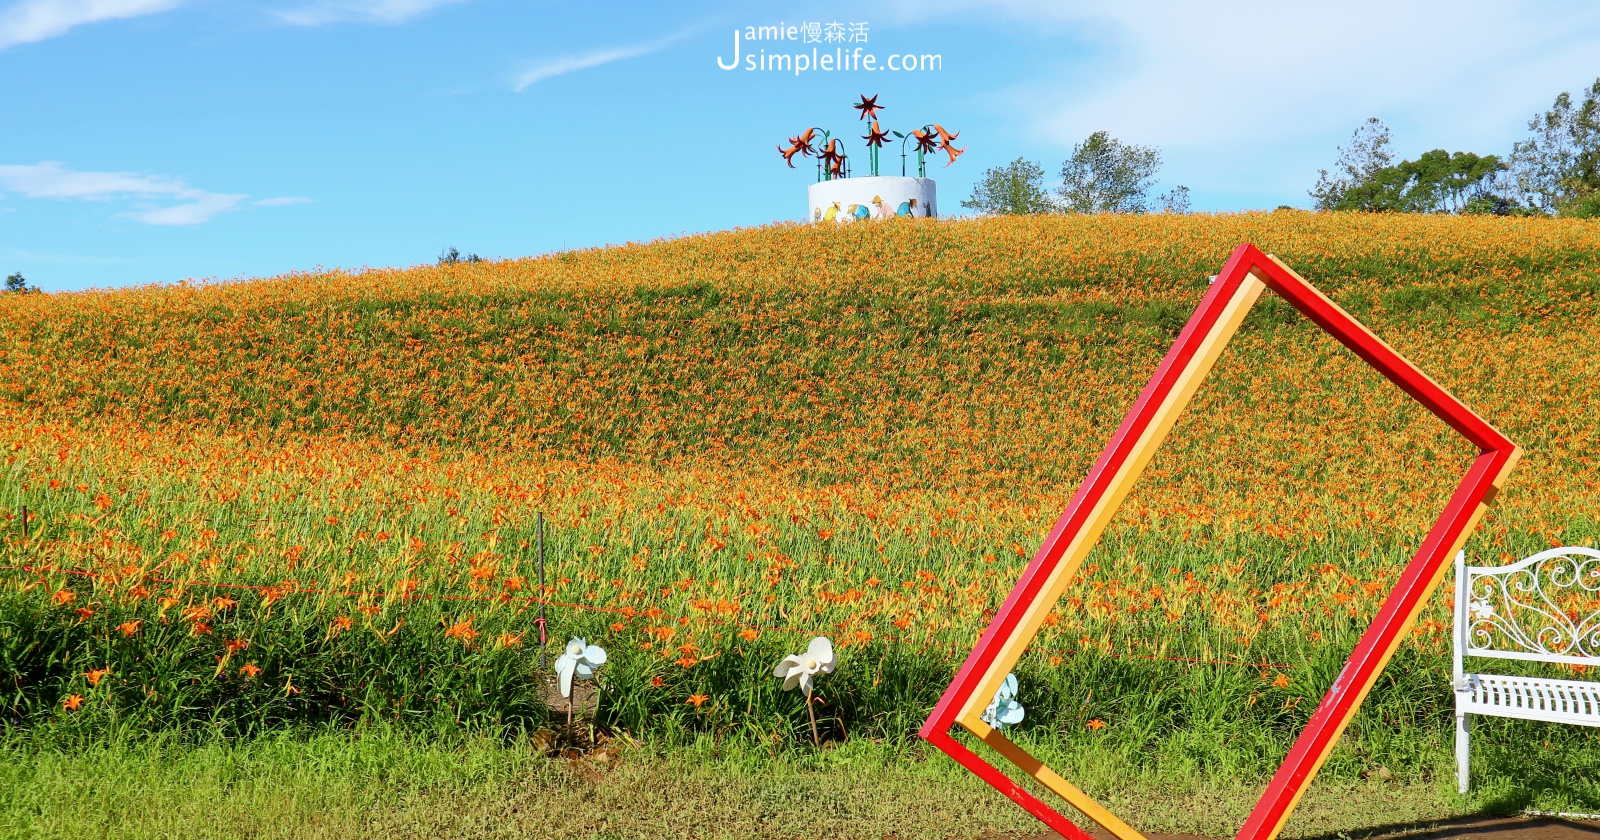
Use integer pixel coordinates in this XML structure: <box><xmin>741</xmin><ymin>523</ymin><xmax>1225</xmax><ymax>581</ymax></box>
<box><xmin>537</xmin><ymin>512</ymin><xmax>547</xmax><ymax>669</ymax></box>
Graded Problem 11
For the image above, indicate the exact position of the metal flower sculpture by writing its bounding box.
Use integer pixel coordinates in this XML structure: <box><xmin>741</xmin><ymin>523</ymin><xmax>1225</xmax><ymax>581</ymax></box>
<box><xmin>853</xmin><ymin>93</ymin><xmax>884</xmax><ymax>121</ymax></box>
<box><xmin>775</xmin><ymin>636</ymin><xmax>837</xmax><ymax>745</ymax></box>
<box><xmin>555</xmin><ymin>636</ymin><xmax>606</xmax><ymax>699</ymax></box>
<box><xmin>778</xmin><ymin>96</ymin><xmax>960</xmax><ymax>181</ymax></box>
<box><xmin>932</xmin><ymin>124</ymin><xmax>966</xmax><ymax>168</ymax></box>
<box><xmin>820</xmin><ymin>138</ymin><xmax>848</xmax><ymax>180</ymax></box>
<box><xmin>862</xmin><ymin>120</ymin><xmax>891</xmax><ymax>176</ymax></box>
<box><xmin>898</xmin><ymin>127</ymin><xmax>944</xmax><ymax>177</ymax></box>
<box><xmin>980</xmin><ymin>672</ymin><xmax>1025</xmax><ymax>731</ymax></box>
<box><xmin>778</xmin><ymin>142</ymin><xmax>805</xmax><ymax>168</ymax></box>
<box><xmin>777</xmin><ymin>128</ymin><xmax>818</xmax><ymax>169</ymax></box>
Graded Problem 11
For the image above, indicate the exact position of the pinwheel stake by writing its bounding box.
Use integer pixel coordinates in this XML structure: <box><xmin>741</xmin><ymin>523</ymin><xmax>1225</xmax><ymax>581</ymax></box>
<box><xmin>775</xmin><ymin>637</ymin><xmax>838</xmax><ymax>746</ymax></box>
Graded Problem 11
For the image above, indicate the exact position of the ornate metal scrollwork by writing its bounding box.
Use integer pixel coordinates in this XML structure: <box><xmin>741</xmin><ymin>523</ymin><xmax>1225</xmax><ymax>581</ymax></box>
<box><xmin>1466</xmin><ymin>547</ymin><xmax>1600</xmax><ymax>660</ymax></box>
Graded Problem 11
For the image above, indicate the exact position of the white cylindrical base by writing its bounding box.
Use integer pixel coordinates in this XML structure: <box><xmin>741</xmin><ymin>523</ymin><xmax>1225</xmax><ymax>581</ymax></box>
<box><xmin>807</xmin><ymin>176</ymin><xmax>936</xmax><ymax>223</ymax></box>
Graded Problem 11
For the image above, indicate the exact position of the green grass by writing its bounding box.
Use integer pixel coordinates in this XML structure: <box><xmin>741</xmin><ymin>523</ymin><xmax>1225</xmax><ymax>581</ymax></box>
<box><xmin>2</xmin><ymin>725</ymin><xmax>1596</xmax><ymax>840</ymax></box>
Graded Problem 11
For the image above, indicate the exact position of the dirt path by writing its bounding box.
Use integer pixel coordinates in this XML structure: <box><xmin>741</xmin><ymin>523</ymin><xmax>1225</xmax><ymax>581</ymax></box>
<box><xmin>1012</xmin><ymin>815</ymin><xmax>1600</xmax><ymax>840</ymax></box>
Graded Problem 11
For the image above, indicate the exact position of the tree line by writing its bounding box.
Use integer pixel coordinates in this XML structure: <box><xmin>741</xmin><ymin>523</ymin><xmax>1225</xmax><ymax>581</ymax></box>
<box><xmin>961</xmin><ymin>131</ymin><xmax>1190</xmax><ymax>216</ymax></box>
<box><xmin>964</xmin><ymin>76</ymin><xmax>1600</xmax><ymax>218</ymax></box>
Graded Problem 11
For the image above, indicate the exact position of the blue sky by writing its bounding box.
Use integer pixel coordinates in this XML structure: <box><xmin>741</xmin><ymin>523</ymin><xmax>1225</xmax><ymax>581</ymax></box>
<box><xmin>4</xmin><ymin>0</ymin><xmax>1600</xmax><ymax>291</ymax></box>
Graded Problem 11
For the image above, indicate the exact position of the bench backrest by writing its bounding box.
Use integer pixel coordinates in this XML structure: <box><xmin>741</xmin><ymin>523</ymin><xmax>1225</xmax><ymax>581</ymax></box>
<box><xmin>1454</xmin><ymin>547</ymin><xmax>1600</xmax><ymax>680</ymax></box>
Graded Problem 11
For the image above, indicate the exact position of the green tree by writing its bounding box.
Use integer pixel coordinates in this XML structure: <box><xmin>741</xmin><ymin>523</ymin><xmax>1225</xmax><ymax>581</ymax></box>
<box><xmin>5</xmin><ymin>272</ymin><xmax>30</xmax><ymax>293</ymax></box>
<box><xmin>1333</xmin><ymin>150</ymin><xmax>1504</xmax><ymax>213</ymax></box>
<box><xmin>961</xmin><ymin>157</ymin><xmax>1054</xmax><ymax>215</ymax></box>
<box><xmin>1507</xmin><ymin>77</ymin><xmax>1600</xmax><ymax>217</ymax></box>
<box><xmin>1057</xmin><ymin>131</ymin><xmax>1162</xmax><ymax>214</ymax></box>
<box><xmin>1310</xmin><ymin>118</ymin><xmax>1393</xmax><ymax>210</ymax></box>
<box><xmin>439</xmin><ymin>246</ymin><xmax>484</xmax><ymax>265</ymax></box>
<box><xmin>1158</xmin><ymin>185</ymin><xmax>1191</xmax><ymax>214</ymax></box>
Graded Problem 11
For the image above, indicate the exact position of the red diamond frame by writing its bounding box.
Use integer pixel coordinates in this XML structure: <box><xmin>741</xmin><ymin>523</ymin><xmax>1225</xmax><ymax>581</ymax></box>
<box><xmin>919</xmin><ymin>244</ymin><xmax>1520</xmax><ymax>840</ymax></box>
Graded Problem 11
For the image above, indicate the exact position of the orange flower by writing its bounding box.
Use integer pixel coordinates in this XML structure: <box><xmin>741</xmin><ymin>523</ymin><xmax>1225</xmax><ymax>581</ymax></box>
<box><xmin>1272</xmin><ymin>674</ymin><xmax>1291</xmax><ymax>689</ymax></box>
<box><xmin>212</xmin><ymin>596</ymin><xmax>237</xmax><ymax>610</ymax></box>
<box><xmin>1086</xmin><ymin>718</ymin><xmax>1107</xmax><ymax>730</ymax></box>
<box><xmin>62</xmin><ymin>694</ymin><xmax>84</xmax><ymax>711</ymax></box>
<box><xmin>686</xmin><ymin>693</ymin><xmax>709</xmax><ymax>707</ymax></box>
<box><xmin>738</xmin><ymin>628</ymin><xmax>759</xmax><ymax>641</ymax></box>
<box><xmin>51</xmin><ymin>589</ymin><xmax>75</xmax><ymax>606</ymax></box>
<box><xmin>73</xmin><ymin>607</ymin><xmax>94</xmax><ymax>621</ymax></box>
<box><xmin>85</xmin><ymin>668</ymin><xmax>110</xmax><ymax>687</ymax></box>
<box><xmin>650</xmin><ymin>675</ymin><xmax>665</xmax><ymax>688</ymax></box>
<box><xmin>225</xmin><ymin>638</ymin><xmax>249</xmax><ymax>653</ymax></box>
<box><xmin>240</xmin><ymin>663</ymin><xmax>261</xmax><ymax>678</ymax></box>
<box><xmin>610</xmin><ymin>622</ymin><xmax>626</xmax><ymax>632</ymax></box>
<box><xmin>331</xmin><ymin>616</ymin><xmax>353</xmax><ymax>633</ymax></box>
<box><xmin>496</xmin><ymin>632</ymin><xmax>523</xmax><ymax>648</ymax></box>
<box><xmin>117</xmin><ymin>620</ymin><xmax>143</xmax><ymax>636</ymax></box>
<box><xmin>444</xmin><ymin>617</ymin><xmax>478</xmax><ymax>643</ymax></box>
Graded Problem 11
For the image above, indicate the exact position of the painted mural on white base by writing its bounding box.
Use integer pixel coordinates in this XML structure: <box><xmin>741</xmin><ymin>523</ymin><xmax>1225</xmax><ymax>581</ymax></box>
<box><xmin>808</xmin><ymin>176</ymin><xmax>937</xmax><ymax>223</ymax></box>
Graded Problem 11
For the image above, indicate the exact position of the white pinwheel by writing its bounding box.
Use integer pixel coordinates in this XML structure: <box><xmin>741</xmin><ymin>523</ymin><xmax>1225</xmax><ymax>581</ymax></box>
<box><xmin>773</xmin><ymin>636</ymin><xmax>837</xmax><ymax>697</ymax></box>
<box><xmin>555</xmin><ymin>637</ymin><xmax>607</xmax><ymax>698</ymax></box>
<box><xmin>981</xmin><ymin>672</ymin><xmax>1025</xmax><ymax>730</ymax></box>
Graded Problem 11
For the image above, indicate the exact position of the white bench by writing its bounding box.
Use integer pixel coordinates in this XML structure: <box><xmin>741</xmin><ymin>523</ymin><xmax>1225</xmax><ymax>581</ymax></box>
<box><xmin>1453</xmin><ymin>546</ymin><xmax>1600</xmax><ymax>792</ymax></box>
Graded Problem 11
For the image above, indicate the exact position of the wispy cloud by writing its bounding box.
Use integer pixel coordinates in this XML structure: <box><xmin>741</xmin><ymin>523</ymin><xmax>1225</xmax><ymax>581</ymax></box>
<box><xmin>125</xmin><ymin>193</ymin><xmax>247</xmax><ymax>226</ymax></box>
<box><xmin>253</xmin><ymin>196</ymin><xmax>313</xmax><ymax>207</ymax></box>
<box><xmin>512</xmin><ymin>26</ymin><xmax>704</xmax><ymax>92</ymax></box>
<box><xmin>0</xmin><ymin>161</ymin><xmax>299</xmax><ymax>226</ymax></box>
<box><xmin>513</xmin><ymin>43</ymin><xmax>661</xmax><ymax>92</ymax></box>
<box><xmin>274</xmin><ymin>0</ymin><xmax>463</xmax><ymax>26</ymax></box>
<box><xmin>0</xmin><ymin>0</ymin><xmax>181</xmax><ymax>50</ymax></box>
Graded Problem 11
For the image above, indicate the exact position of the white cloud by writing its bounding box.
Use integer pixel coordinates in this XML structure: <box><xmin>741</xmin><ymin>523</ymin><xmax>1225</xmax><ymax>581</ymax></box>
<box><xmin>254</xmin><ymin>196</ymin><xmax>313</xmax><ymax>206</ymax></box>
<box><xmin>0</xmin><ymin>0</ymin><xmax>181</xmax><ymax>50</ymax></box>
<box><xmin>0</xmin><ymin>161</ymin><xmax>268</xmax><ymax>226</ymax></box>
<box><xmin>274</xmin><ymin>0</ymin><xmax>463</xmax><ymax>26</ymax></box>
<box><xmin>125</xmin><ymin>193</ymin><xmax>248</xmax><ymax>226</ymax></box>
<box><xmin>888</xmin><ymin>0</ymin><xmax>1600</xmax><ymax>204</ymax></box>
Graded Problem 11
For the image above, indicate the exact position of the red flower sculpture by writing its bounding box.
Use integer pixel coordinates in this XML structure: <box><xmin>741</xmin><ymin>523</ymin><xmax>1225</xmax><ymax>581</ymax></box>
<box><xmin>853</xmin><ymin>93</ymin><xmax>884</xmax><ymax>121</ymax></box>
<box><xmin>862</xmin><ymin>120</ymin><xmax>890</xmax><ymax>148</ymax></box>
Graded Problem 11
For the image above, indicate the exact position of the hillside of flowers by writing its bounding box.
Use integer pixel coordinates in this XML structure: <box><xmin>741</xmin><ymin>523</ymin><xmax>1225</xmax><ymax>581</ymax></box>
<box><xmin>2</xmin><ymin>212</ymin><xmax>1598</xmax><ymax>765</ymax></box>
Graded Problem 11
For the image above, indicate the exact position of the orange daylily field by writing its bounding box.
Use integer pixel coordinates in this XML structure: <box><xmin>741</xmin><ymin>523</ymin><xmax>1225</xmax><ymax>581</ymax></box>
<box><xmin>2</xmin><ymin>212</ymin><xmax>1598</xmax><ymax>774</ymax></box>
